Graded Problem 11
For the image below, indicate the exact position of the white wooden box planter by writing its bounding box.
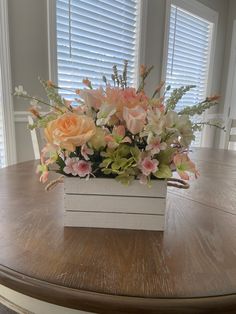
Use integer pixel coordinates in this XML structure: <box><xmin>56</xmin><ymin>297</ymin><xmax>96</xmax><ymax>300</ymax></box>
<box><xmin>64</xmin><ymin>178</ymin><xmax>167</xmax><ymax>231</ymax></box>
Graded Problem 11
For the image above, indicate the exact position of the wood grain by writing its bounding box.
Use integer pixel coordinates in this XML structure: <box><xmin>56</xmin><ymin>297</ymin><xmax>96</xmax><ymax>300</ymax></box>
<box><xmin>0</xmin><ymin>148</ymin><xmax>235</xmax><ymax>313</ymax></box>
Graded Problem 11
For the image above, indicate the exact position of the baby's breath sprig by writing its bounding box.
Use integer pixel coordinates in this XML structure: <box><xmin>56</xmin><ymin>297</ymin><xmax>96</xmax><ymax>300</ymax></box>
<box><xmin>192</xmin><ymin>120</ymin><xmax>225</xmax><ymax>132</ymax></box>
<box><xmin>40</xmin><ymin>79</ymin><xmax>72</xmax><ymax>112</ymax></box>
<box><xmin>14</xmin><ymin>86</ymin><xmax>64</xmax><ymax>114</ymax></box>
<box><xmin>166</xmin><ymin>85</ymin><xmax>196</xmax><ymax>111</ymax></box>
<box><xmin>178</xmin><ymin>95</ymin><xmax>220</xmax><ymax>116</ymax></box>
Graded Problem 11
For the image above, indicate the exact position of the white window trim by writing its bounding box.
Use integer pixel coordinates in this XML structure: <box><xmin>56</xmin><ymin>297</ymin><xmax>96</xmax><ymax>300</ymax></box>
<box><xmin>134</xmin><ymin>0</ymin><xmax>147</xmax><ymax>88</ymax></box>
<box><xmin>0</xmin><ymin>0</ymin><xmax>16</xmax><ymax>165</ymax></box>
<box><xmin>162</xmin><ymin>0</ymin><xmax>218</xmax><ymax>148</ymax></box>
<box><xmin>219</xmin><ymin>19</ymin><xmax>236</xmax><ymax>149</ymax></box>
<box><xmin>47</xmin><ymin>0</ymin><xmax>145</xmax><ymax>88</ymax></box>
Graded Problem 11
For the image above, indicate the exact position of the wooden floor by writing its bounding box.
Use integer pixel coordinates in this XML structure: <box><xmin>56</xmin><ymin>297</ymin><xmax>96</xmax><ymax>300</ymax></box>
<box><xmin>0</xmin><ymin>304</ymin><xmax>16</xmax><ymax>314</ymax></box>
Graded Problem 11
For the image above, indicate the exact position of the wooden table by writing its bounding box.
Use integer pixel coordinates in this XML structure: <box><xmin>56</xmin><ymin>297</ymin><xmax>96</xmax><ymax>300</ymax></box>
<box><xmin>0</xmin><ymin>148</ymin><xmax>236</xmax><ymax>313</ymax></box>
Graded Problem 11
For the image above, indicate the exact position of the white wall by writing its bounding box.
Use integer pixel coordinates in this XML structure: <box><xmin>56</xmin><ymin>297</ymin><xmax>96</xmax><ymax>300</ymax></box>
<box><xmin>8</xmin><ymin>0</ymin><xmax>234</xmax><ymax>162</ymax></box>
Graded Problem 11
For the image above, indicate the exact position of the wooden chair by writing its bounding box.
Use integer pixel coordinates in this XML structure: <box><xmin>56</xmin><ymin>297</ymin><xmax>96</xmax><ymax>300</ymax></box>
<box><xmin>224</xmin><ymin>119</ymin><xmax>236</xmax><ymax>149</ymax></box>
<box><xmin>28</xmin><ymin>116</ymin><xmax>44</xmax><ymax>160</ymax></box>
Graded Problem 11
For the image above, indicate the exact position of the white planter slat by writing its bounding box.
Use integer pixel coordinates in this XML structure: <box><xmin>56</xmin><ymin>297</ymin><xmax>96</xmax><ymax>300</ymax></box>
<box><xmin>64</xmin><ymin>177</ymin><xmax>167</xmax><ymax>197</ymax></box>
<box><xmin>64</xmin><ymin>211</ymin><xmax>165</xmax><ymax>231</ymax></box>
<box><xmin>65</xmin><ymin>194</ymin><xmax>166</xmax><ymax>215</ymax></box>
<box><xmin>64</xmin><ymin>178</ymin><xmax>167</xmax><ymax>231</ymax></box>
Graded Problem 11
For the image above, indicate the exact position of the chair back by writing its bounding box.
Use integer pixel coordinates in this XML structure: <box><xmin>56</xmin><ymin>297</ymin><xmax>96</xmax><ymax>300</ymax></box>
<box><xmin>225</xmin><ymin>119</ymin><xmax>236</xmax><ymax>149</ymax></box>
<box><xmin>28</xmin><ymin>116</ymin><xmax>44</xmax><ymax>159</ymax></box>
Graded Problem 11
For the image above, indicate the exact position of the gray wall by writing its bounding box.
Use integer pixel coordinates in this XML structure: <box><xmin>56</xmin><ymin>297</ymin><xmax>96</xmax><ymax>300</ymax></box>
<box><xmin>8</xmin><ymin>0</ymin><xmax>234</xmax><ymax>162</ymax></box>
<box><xmin>8</xmin><ymin>0</ymin><xmax>48</xmax><ymax>162</ymax></box>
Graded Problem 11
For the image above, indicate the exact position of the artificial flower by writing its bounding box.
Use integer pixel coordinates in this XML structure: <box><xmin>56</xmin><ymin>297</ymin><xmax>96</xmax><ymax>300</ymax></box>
<box><xmin>81</xmin><ymin>144</ymin><xmax>94</xmax><ymax>160</ymax></box>
<box><xmin>105</xmin><ymin>125</ymin><xmax>131</xmax><ymax>148</ymax></box>
<box><xmin>44</xmin><ymin>112</ymin><xmax>96</xmax><ymax>152</ymax></box>
<box><xmin>96</xmin><ymin>104</ymin><xmax>116</xmax><ymax>126</ymax></box>
<box><xmin>123</xmin><ymin>106</ymin><xmax>146</xmax><ymax>134</ymax></box>
<box><xmin>139</xmin><ymin>157</ymin><xmax>159</xmax><ymax>176</ymax></box>
<box><xmin>63</xmin><ymin>158</ymin><xmax>92</xmax><ymax>177</ymax></box>
<box><xmin>173</xmin><ymin>154</ymin><xmax>199</xmax><ymax>180</ymax></box>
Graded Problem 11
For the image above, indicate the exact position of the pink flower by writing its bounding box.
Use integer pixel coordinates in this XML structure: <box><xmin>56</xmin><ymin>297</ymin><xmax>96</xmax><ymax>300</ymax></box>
<box><xmin>105</xmin><ymin>125</ymin><xmax>131</xmax><ymax>148</ymax></box>
<box><xmin>105</xmin><ymin>86</ymin><xmax>148</xmax><ymax>120</ymax></box>
<box><xmin>36</xmin><ymin>156</ymin><xmax>49</xmax><ymax>183</ymax></box>
<box><xmin>123</xmin><ymin>106</ymin><xmax>146</xmax><ymax>134</ymax></box>
<box><xmin>173</xmin><ymin>154</ymin><xmax>199</xmax><ymax>180</ymax></box>
<box><xmin>139</xmin><ymin>157</ymin><xmax>159</xmax><ymax>176</ymax></box>
<box><xmin>63</xmin><ymin>157</ymin><xmax>80</xmax><ymax>176</ymax></box>
<box><xmin>146</xmin><ymin>136</ymin><xmax>167</xmax><ymax>155</ymax></box>
<box><xmin>81</xmin><ymin>144</ymin><xmax>94</xmax><ymax>160</ymax></box>
<box><xmin>76</xmin><ymin>160</ymin><xmax>92</xmax><ymax>177</ymax></box>
<box><xmin>63</xmin><ymin>157</ymin><xmax>92</xmax><ymax>177</ymax></box>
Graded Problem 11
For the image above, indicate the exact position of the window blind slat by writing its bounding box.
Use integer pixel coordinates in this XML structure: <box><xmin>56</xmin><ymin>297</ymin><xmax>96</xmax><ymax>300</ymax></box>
<box><xmin>56</xmin><ymin>0</ymin><xmax>138</xmax><ymax>95</ymax></box>
<box><xmin>166</xmin><ymin>5</ymin><xmax>212</xmax><ymax>147</ymax></box>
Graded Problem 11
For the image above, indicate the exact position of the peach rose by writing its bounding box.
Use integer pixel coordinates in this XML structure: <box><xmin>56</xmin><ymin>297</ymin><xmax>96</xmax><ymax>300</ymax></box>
<box><xmin>45</xmin><ymin>113</ymin><xmax>96</xmax><ymax>152</ymax></box>
<box><xmin>123</xmin><ymin>105</ymin><xmax>146</xmax><ymax>134</ymax></box>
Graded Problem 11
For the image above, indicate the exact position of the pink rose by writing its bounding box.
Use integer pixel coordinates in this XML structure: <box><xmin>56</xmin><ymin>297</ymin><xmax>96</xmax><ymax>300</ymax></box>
<box><xmin>123</xmin><ymin>106</ymin><xmax>146</xmax><ymax>134</ymax></box>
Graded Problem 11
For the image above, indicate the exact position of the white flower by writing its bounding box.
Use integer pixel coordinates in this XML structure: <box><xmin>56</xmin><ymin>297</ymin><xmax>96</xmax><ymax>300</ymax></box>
<box><xmin>30</xmin><ymin>99</ymin><xmax>41</xmax><ymax>108</ymax></box>
<box><xmin>14</xmin><ymin>85</ymin><xmax>27</xmax><ymax>96</ymax></box>
<box><xmin>96</xmin><ymin>104</ymin><xmax>116</xmax><ymax>126</ymax></box>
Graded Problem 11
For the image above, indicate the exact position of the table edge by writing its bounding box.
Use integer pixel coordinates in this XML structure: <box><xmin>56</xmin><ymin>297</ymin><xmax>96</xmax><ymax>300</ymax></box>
<box><xmin>1</xmin><ymin>265</ymin><xmax>236</xmax><ymax>314</ymax></box>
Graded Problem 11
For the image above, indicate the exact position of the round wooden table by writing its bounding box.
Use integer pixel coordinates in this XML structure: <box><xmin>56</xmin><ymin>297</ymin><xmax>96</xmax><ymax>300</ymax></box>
<box><xmin>0</xmin><ymin>148</ymin><xmax>236</xmax><ymax>314</ymax></box>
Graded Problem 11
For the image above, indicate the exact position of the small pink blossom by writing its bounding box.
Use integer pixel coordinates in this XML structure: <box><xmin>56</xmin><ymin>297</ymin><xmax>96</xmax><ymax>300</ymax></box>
<box><xmin>105</xmin><ymin>125</ymin><xmax>131</xmax><ymax>148</ymax></box>
<box><xmin>36</xmin><ymin>156</ymin><xmax>49</xmax><ymax>183</ymax></box>
<box><xmin>76</xmin><ymin>160</ymin><xmax>92</xmax><ymax>177</ymax></box>
<box><xmin>63</xmin><ymin>157</ymin><xmax>92</xmax><ymax>177</ymax></box>
<box><xmin>146</xmin><ymin>136</ymin><xmax>167</xmax><ymax>155</ymax></box>
<box><xmin>39</xmin><ymin>171</ymin><xmax>49</xmax><ymax>183</ymax></box>
<box><xmin>63</xmin><ymin>157</ymin><xmax>80</xmax><ymax>176</ymax></box>
<box><xmin>81</xmin><ymin>144</ymin><xmax>94</xmax><ymax>160</ymax></box>
<box><xmin>173</xmin><ymin>154</ymin><xmax>199</xmax><ymax>180</ymax></box>
<box><xmin>139</xmin><ymin>157</ymin><xmax>159</xmax><ymax>176</ymax></box>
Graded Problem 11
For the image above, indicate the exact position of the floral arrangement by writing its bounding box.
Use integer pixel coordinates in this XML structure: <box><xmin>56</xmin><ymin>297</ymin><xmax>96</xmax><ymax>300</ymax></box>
<box><xmin>14</xmin><ymin>61</ymin><xmax>221</xmax><ymax>187</ymax></box>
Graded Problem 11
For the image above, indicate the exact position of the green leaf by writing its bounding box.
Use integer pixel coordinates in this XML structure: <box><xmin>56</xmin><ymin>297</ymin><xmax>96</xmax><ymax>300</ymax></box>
<box><xmin>154</xmin><ymin>164</ymin><xmax>172</xmax><ymax>179</ymax></box>
<box><xmin>157</xmin><ymin>148</ymin><xmax>176</xmax><ymax>164</ymax></box>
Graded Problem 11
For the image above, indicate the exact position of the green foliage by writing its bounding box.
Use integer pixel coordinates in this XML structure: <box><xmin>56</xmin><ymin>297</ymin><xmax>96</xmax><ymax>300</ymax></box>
<box><xmin>28</xmin><ymin>113</ymin><xmax>57</xmax><ymax>130</ymax></box>
<box><xmin>178</xmin><ymin>99</ymin><xmax>218</xmax><ymax>116</ymax></box>
<box><xmin>166</xmin><ymin>85</ymin><xmax>196</xmax><ymax>111</ymax></box>
<box><xmin>154</xmin><ymin>164</ymin><xmax>172</xmax><ymax>179</ymax></box>
<box><xmin>100</xmin><ymin>144</ymin><xmax>140</xmax><ymax>177</ymax></box>
<box><xmin>40</xmin><ymin>79</ymin><xmax>66</xmax><ymax>108</ymax></box>
<box><xmin>157</xmin><ymin>147</ymin><xmax>176</xmax><ymax>165</ymax></box>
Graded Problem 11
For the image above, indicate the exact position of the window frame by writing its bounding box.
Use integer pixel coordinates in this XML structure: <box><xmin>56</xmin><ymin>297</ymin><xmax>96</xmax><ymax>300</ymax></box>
<box><xmin>0</xmin><ymin>0</ymin><xmax>16</xmax><ymax>166</ymax></box>
<box><xmin>47</xmin><ymin>0</ymin><xmax>145</xmax><ymax>88</ymax></box>
<box><xmin>162</xmin><ymin>0</ymin><xmax>218</xmax><ymax>147</ymax></box>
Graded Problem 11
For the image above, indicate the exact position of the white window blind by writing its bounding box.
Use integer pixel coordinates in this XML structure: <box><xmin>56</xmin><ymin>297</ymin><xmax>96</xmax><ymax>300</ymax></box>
<box><xmin>56</xmin><ymin>0</ymin><xmax>139</xmax><ymax>99</ymax></box>
<box><xmin>165</xmin><ymin>4</ymin><xmax>213</xmax><ymax>147</ymax></box>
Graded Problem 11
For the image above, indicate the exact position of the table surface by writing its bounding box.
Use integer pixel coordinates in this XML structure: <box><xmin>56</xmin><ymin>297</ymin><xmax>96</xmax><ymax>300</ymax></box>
<box><xmin>0</xmin><ymin>148</ymin><xmax>236</xmax><ymax>314</ymax></box>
